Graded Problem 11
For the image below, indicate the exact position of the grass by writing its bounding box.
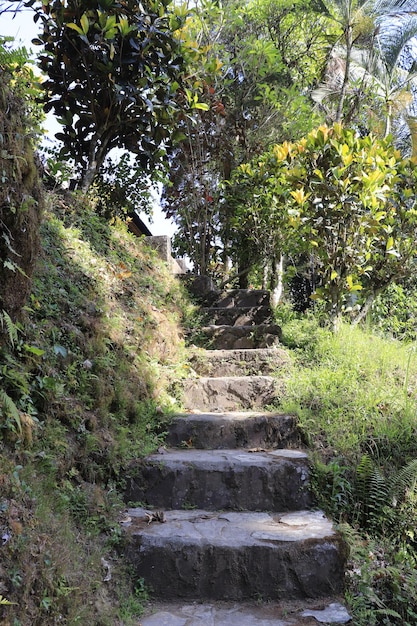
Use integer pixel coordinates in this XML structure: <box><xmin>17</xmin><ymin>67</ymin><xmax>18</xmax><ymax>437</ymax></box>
<box><xmin>0</xmin><ymin>191</ymin><xmax>191</xmax><ymax>624</ymax></box>
<box><xmin>274</xmin><ymin>313</ymin><xmax>417</xmax><ymax>625</ymax></box>
<box><xmin>278</xmin><ymin>319</ymin><xmax>417</xmax><ymax>466</ymax></box>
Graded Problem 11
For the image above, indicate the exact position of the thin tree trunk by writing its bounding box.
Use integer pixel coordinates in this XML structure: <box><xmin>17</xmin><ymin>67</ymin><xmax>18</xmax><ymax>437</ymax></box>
<box><xmin>271</xmin><ymin>254</ymin><xmax>285</xmax><ymax>307</ymax></box>
<box><xmin>336</xmin><ymin>22</ymin><xmax>353</xmax><ymax>123</ymax></box>
<box><xmin>352</xmin><ymin>293</ymin><xmax>375</xmax><ymax>325</ymax></box>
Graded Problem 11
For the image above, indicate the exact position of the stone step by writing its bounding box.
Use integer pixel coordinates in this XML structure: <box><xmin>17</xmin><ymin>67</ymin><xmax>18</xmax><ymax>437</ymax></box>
<box><xmin>166</xmin><ymin>411</ymin><xmax>303</xmax><ymax>450</ymax></box>
<box><xmin>183</xmin><ymin>375</ymin><xmax>276</xmax><ymax>412</ymax></box>
<box><xmin>189</xmin><ymin>347</ymin><xmax>289</xmax><ymax>377</ymax></box>
<box><xmin>200</xmin><ymin>324</ymin><xmax>282</xmax><ymax>350</ymax></box>
<box><xmin>202</xmin><ymin>306</ymin><xmax>273</xmax><ymax>327</ymax></box>
<box><xmin>139</xmin><ymin>599</ymin><xmax>352</xmax><ymax>625</ymax></box>
<box><xmin>208</xmin><ymin>289</ymin><xmax>271</xmax><ymax>309</ymax></box>
<box><xmin>124</xmin><ymin>508</ymin><xmax>347</xmax><ymax>601</ymax></box>
<box><xmin>125</xmin><ymin>448</ymin><xmax>312</xmax><ymax>511</ymax></box>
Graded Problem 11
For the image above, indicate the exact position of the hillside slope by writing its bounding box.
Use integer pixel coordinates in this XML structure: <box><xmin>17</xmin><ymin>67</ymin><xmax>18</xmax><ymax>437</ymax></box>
<box><xmin>0</xmin><ymin>192</ymin><xmax>191</xmax><ymax>625</ymax></box>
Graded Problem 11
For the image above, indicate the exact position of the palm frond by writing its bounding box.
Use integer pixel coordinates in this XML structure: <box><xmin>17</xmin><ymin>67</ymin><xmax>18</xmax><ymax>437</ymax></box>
<box><xmin>377</xmin><ymin>15</ymin><xmax>417</xmax><ymax>71</ymax></box>
<box><xmin>372</xmin><ymin>0</ymin><xmax>417</xmax><ymax>17</ymax></box>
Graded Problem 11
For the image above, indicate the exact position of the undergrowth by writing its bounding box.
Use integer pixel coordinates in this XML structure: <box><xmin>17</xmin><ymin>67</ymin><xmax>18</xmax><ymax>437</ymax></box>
<box><xmin>275</xmin><ymin>309</ymin><xmax>417</xmax><ymax>625</ymax></box>
<box><xmin>0</xmin><ymin>192</ymin><xmax>192</xmax><ymax>624</ymax></box>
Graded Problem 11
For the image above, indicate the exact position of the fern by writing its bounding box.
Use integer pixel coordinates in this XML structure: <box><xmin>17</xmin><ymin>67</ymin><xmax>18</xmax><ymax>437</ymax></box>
<box><xmin>367</xmin><ymin>466</ymin><xmax>389</xmax><ymax>527</ymax></box>
<box><xmin>0</xmin><ymin>389</ymin><xmax>22</xmax><ymax>433</ymax></box>
<box><xmin>389</xmin><ymin>458</ymin><xmax>417</xmax><ymax>505</ymax></box>
<box><xmin>0</xmin><ymin>39</ymin><xmax>30</xmax><ymax>70</ymax></box>
<box><xmin>0</xmin><ymin>594</ymin><xmax>15</xmax><ymax>605</ymax></box>
<box><xmin>354</xmin><ymin>454</ymin><xmax>417</xmax><ymax>534</ymax></box>
<box><xmin>355</xmin><ymin>454</ymin><xmax>387</xmax><ymax>527</ymax></box>
<box><xmin>0</xmin><ymin>309</ymin><xmax>18</xmax><ymax>347</ymax></box>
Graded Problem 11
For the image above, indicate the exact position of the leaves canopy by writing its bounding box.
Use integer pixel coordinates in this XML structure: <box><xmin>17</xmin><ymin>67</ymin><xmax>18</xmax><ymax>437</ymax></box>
<box><xmin>27</xmin><ymin>0</ymin><xmax>189</xmax><ymax>189</ymax></box>
<box><xmin>228</xmin><ymin>124</ymin><xmax>417</xmax><ymax>327</ymax></box>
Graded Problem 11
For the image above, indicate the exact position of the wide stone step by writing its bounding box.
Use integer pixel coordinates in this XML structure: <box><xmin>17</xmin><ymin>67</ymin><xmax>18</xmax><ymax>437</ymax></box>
<box><xmin>183</xmin><ymin>375</ymin><xmax>276</xmax><ymax>412</ymax></box>
<box><xmin>202</xmin><ymin>306</ymin><xmax>273</xmax><ymax>326</ymax></box>
<box><xmin>166</xmin><ymin>411</ymin><xmax>302</xmax><ymax>450</ymax></box>
<box><xmin>125</xmin><ymin>448</ymin><xmax>312</xmax><ymax>511</ymax></box>
<box><xmin>200</xmin><ymin>324</ymin><xmax>282</xmax><ymax>350</ymax></box>
<box><xmin>189</xmin><ymin>347</ymin><xmax>290</xmax><ymax>377</ymax></box>
<box><xmin>124</xmin><ymin>508</ymin><xmax>347</xmax><ymax>601</ymax></box>
<box><xmin>209</xmin><ymin>289</ymin><xmax>271</xmax><ymax>309</ymax></box>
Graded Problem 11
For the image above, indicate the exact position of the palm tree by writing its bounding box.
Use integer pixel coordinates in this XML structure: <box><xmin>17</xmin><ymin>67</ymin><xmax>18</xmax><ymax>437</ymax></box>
<box><xmin>312</xmin><ymin>0</ymin><xmax>417</xmax><ymax>134</ymax></box>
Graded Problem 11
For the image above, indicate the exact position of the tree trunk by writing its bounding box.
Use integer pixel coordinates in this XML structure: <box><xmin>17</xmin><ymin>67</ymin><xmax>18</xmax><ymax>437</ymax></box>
<box><xmin>270</xmin><ymin>254</ymin><xmax>285</xmax><ymax>307</ymax></box>
<box><xmin>335</xmin><ymin>22</ymin><xmax>353</xmax><ymax>123</ymax></box>
<box><xmin>352</xmin><ymin>293</ymin><xmax>375</xmax><ymax>325</ymax></box>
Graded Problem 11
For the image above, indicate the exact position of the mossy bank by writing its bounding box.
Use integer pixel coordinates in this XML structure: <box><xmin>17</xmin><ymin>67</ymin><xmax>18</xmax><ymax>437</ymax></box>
<box><xmin>0</xmin><ymin>193</ymin><xmax>193</xmax><ymax>625</ymax></box>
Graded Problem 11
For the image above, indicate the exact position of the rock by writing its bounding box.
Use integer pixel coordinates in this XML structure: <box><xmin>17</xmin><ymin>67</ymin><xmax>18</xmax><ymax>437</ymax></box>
<box><xmin>301</xmin><ymin>602</ymin><xmax>352</xmax><ymax>623</ymax></box>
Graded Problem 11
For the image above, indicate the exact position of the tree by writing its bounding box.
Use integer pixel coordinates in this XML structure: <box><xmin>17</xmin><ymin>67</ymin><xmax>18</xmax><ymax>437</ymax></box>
<box><xmin>162</xmin><ymin>0</ymin><xmax>329</xmax><ymax>278</ymax></box>
<box><xmin>229</xmin><ymin>124</ymin><xmax>417</xmax><ymax>329</ymax></box>
<box><xmin>312</xmin><ymin>0</ymin><xmax>417</xmax><ymax>138</ymax></box>
<box><xmin>27</xmin><ymin>0</ymin><xmax>190</xmax><ymax>190</ymax></box>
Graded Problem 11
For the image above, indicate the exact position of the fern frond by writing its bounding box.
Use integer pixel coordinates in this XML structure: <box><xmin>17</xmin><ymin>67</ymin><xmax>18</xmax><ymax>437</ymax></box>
<box><xmin>374</xmin><ymin>607</ymin><xmax>402</xmax><ymax>619</ymax></box>
<box><xmin>0</xmin><ymin>43</ymin><xmax>30</xmax><ymax>70</ymax></box>
<box><xmin>355</xmin><ymin>454</ymin><xmax>389</xmax><ymax>528</ymax></box>
<box><xmin>0</xmin><ymin>309</ymin><xmax>18</xmax><ymax>347</ymax></box>
<box><xmin>356</xmin><ymin>454</ymin><xmax>374</xmax><ymax>497</ymax></box>
<box><xmin>0</xmin><ymin>389</ymin><xmax>22</xmax><ymax>433</ymax></box>
<box><xmin>388</xmin><ymin>458</ymin><xmax>417</xmax><ymax>505</ymax></box>
<box><xmin>0</xmin><ymin>593</ymin><xmax>16</xmax><ymax>605</ymax></box>
<box><xmin>367</xmin><ymin>466</ymin><xmax>389</xmax><ymax>525</ymax></box>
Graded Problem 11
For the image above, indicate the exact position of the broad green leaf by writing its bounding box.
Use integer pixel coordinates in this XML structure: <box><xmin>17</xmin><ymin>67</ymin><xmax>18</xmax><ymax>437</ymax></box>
<box><xmin>192</xmin><ymin>102</ymin><xmax>209</xmax><ymax>111</ymax></box>
<box><xmin>67</xmin><ymin>23</ymin><xmax>84</xmax><ymax>35</ymax></box>
<box><xmin>24</xmin><ymin>344</ymin><xmax>45</xmax><ymax>357</ymax></box>
<box><xmin>80</xmin><ymin>14</ymin><xmax>90</xmax><ymax>35</ymax></box>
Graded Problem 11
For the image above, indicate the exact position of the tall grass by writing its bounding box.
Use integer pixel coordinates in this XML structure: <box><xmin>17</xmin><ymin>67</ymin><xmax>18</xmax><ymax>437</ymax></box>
<box><xmin>276</xmin><ymin>316</ymin><xmax>417</xmax><ymax>625</ymax></box>
<box><xmin>279</xmin><ymin>320</ymin><xmax>417</xmax><ymax>467</ymax></box>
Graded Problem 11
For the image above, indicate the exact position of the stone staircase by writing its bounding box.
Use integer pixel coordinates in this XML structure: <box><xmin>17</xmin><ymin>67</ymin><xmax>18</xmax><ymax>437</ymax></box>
<box><xmin>122</xmin><ymin>288</ymin><xmax>350</xmax><ymax>625</ymax></box>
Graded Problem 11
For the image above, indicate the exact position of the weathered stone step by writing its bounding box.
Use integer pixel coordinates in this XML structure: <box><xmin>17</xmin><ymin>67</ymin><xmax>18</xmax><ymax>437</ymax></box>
<box><xmin>139</xmin><ymin>599</ymin><xmax>352</xmax><ymax>625</ymax></box>
<box><xmin>200</xmin><ymin>324</ymin><xmax>282</xmax><ymax>350</ymax></box>
<box><xmin>124</xmin><ymin>508</ymin><xmax>347</xmax><ymax>601</ymax></box>
<box><xmin>202</xmin><ymin>306</ymin><xmax>273</xmax><ymax>326</ymax></box>
<box><xmin>183</xmin><ymin>375</ymin><xmax>276</xmax><ymax>412</ymax></box>
<box><xmin>125</xmin><ymin>448</ymin><xmax>311</xmax><ymax>511</ymax></box>
<box><xmin>166</xmin><ymin>411</ymin><xmax>302</xmax><ymax>450</ymax></box>
<box><xmin>189</xmin><ymin>347</ymin><xmax>290</xmax><ymax>377</ymax></box>
<box><xmin>208</xmin><ymin>289</ymin><xmax>271</xmax><ymax>309</ymax></box>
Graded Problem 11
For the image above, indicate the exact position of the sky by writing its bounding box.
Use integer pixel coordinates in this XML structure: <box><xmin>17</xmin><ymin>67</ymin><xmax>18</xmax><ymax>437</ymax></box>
<box><xmin>1</xmin><ymin>5</ymin><xmax>177</xmax><ymax>237</ymax></box>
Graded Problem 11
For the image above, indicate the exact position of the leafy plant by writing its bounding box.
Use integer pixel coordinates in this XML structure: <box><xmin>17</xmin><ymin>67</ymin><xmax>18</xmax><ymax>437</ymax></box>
<box><xmin>29</xmin><ymin>0</ymin><xmax>191</xmax><ymax>190</ymax></box>
<box><xmin>230</xmin><ymin>124</ymin><xmax>417</xmax><ymax>328</ymax></box>
<box><xmin>354</xmin><ymin>454</ymin><xmax>417</xmax><ymax>537</ymax></box>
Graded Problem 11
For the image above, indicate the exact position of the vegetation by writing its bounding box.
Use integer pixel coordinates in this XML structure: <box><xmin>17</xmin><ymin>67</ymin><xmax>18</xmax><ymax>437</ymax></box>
<box><xmin>29</xmin><ymin>0</ymin><xmax>191</xmax><ymax>191</ymax></box>
<box><xmin>274</xmin><ymin>310</ymin><xmax>417</xmax><ymax>624</ymax></box>
<box><xmin>3</xmin><ymin>0</ymin><xmax>417</xmax><ymax>624</ymax></box>
<box><xmin>0</xmin><ymin>193</ymin><xmax>192</xmax><ymax>624</ymax></box>
<box><xmin>228</xmin><ymin>124</ymin><xmax>417</xmax><ymax>327</ymax></box>
<box><xmin>0</xmin><ymin>39</ymin><xmax>44</xmax><ymax>322</ymax></box>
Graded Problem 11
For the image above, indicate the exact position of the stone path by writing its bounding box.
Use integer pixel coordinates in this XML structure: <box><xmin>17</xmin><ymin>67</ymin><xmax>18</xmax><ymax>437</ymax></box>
<box><xmin>122</xmin><ymin>288</ymin><xmax>351</xmax><ymax>625</ymax></box>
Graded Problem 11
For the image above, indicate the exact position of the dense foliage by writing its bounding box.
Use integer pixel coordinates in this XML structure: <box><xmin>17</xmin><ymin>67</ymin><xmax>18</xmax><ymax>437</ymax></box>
<box><xmin>229</xmin><ymin>124</ymin><xmax>417</xmax><ymax>326</ymax></box>
<box><xmin>3</xmin><ymin>1</ymin><xmax>417</xmax><ymax>624</ymax></box>
<box><xmin>27</xmin><ymin>0</ymin><xmax>190</xmax><ymax>190</ymax></box>
<box><xmin>0</xmin><ymin>195</ymin><xmax>190</xmax><ymax>624</ymax></box>
<box><xmin>0</xmin><ymin>38</ymin><xmax>44</xmax><ymax>322</ymax></box>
